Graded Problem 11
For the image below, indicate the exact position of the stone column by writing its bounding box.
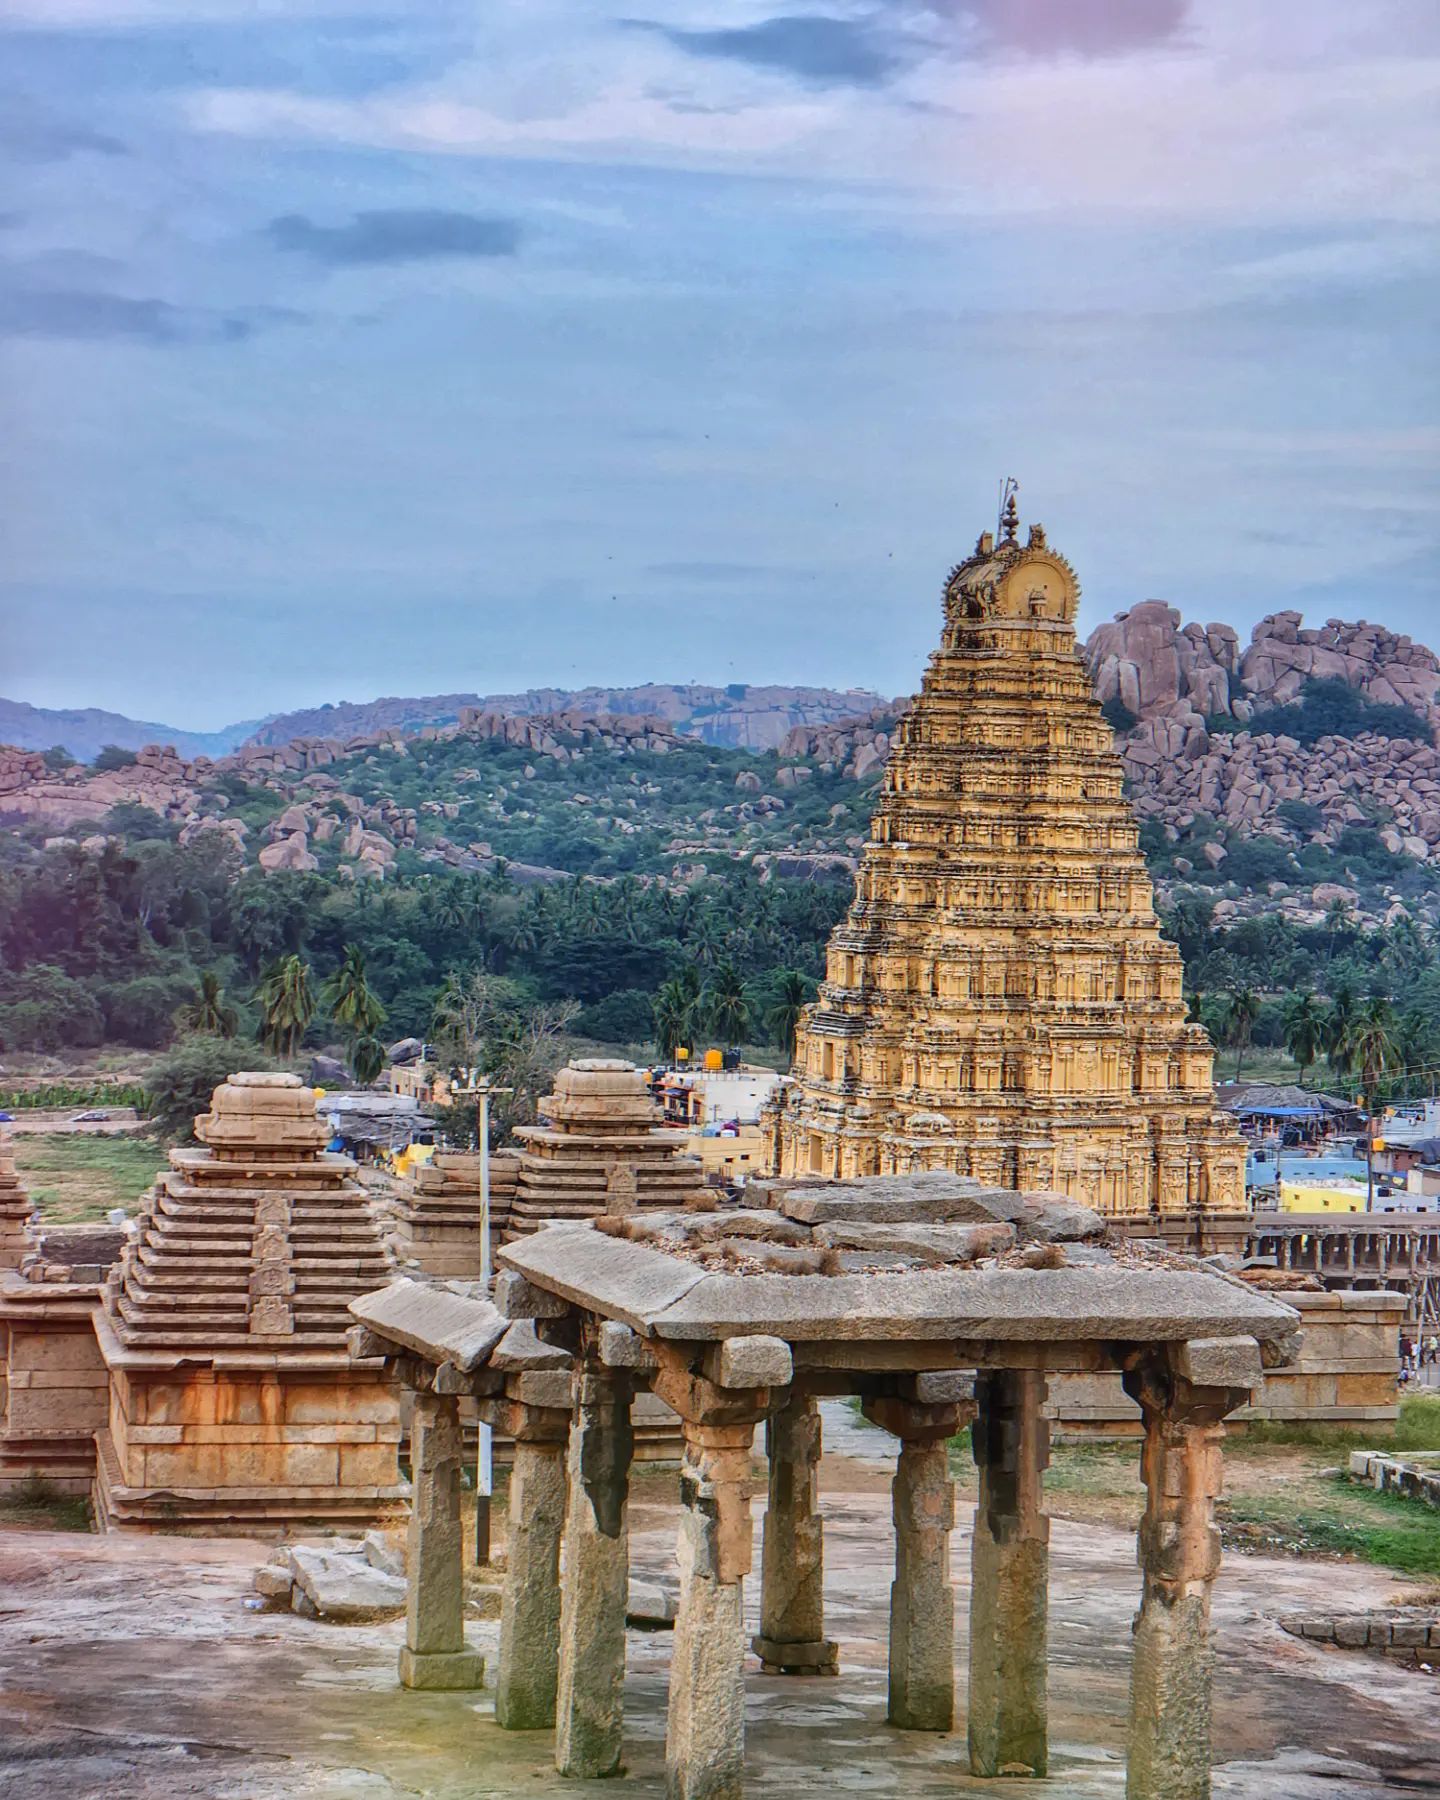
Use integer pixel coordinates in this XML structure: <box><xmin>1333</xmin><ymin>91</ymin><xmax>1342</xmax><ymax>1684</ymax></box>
<box><xmin>863</xmin><ymin>1395</ymin><xmax>963</xmax><ymax>1732</ymax></box>
<box><xmin>667</xmin><ymin>1421</ymin><xmax>757</xmax><ymax>1800</ymax></box>
<box><xmin>399</xmin><ymin>1387</ymin><xmax>484</xmax><ymax>1689</ymax></box>
<box><xmin>752</xmin><ymin>1391</ymin><xmax>836</xmax><ymax>1675</ymax></box>
<box><xmin>1122</xmin><ymin>1360</ymin><xmax>1247</xmax><ymax>1800</ymax></box>
<box><xmin>968</xmin><ymin>1369</ymin><xmax>1050</xmax><ymax>1777</ymax></box>
<box><xmin>493</xmin><ymin>1400</ymin><xmax>569</xmax><ymax>1730</ymax></box>
<box><xmin>555</xmin><ymin>1358</ymin><xmax>633</xmax><ymax>1779</ymax></box>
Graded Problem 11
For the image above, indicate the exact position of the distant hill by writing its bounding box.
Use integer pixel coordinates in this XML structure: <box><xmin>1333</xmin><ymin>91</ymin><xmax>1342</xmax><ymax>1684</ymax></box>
<box><xmin>0</xmin><ymin>697</ymin><xmax>261</xmax><ymax>764</ymax></box>
<box><xmin>243</xmin><ymin>683</ymin><xmax>891</xmax><ymax>753</ymax></box>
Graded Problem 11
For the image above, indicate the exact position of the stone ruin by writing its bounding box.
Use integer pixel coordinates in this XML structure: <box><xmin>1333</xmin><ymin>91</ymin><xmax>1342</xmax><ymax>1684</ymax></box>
<box><xmin>348</xmin><ymin>1170</ymin><xmax>1301</xmax><ymax>1800</ymax></box>
<box><xmin>93</xmin><ymin>1072</ymin><xmax>406</xmax><ymax>1531</ymax></box>
<box><xmin>389</xmin><ymin>1147</ymin><xmax>520</xmax><ymax>1277</ymax></box>
<box><xmin>507</xmin><ymin>1059</ymin><xmax>706</xmax><ymax>1234</ymax></box>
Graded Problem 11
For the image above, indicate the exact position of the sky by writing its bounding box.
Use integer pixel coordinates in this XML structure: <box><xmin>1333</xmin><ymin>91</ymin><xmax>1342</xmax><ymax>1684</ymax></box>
<box><xmin>1</xmin><ymin>0</ymin><xmax>1437</xmax><ymax>729</ymax></box>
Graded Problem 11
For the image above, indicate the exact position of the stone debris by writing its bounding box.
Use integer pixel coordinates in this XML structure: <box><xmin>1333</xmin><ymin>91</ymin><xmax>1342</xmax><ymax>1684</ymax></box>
<box><xmin>254</xmin><ymin>1540</ymin><xmax>409</xmax><ymax>1622</ymax></box>
<box><xmin>626</xmin><ymin>1578</ymin><xmax>678</xmax><ymax>1629</ymax></box>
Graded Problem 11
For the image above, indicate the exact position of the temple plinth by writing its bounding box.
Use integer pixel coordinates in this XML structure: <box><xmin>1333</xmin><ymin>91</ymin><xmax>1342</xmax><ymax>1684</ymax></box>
<box><xmin>94</xmin><ymin>1072</ymin><xmax>405</xmax><ymax>1532</ymax></box>
<box><xmin>506</xmin><ymin>1060</ymin><xmax>706</xmax><ymax>1235</ymax></box>
<box><xmin>764</xmin><ymin>520</ymin><xmax>1245</xmax><ymax>1221</ymax></box>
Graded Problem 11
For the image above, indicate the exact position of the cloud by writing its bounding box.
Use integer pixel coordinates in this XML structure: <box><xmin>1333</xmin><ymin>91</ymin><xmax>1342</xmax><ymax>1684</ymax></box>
<box><xmin>953</xmin><ymin>0</ymin><xmax>1191</xmax><ymax>61</ymax></box>
<box><xmin>0</xmin><ymin>102</ymin><xmax>126</xmax><ymax>163</ymax></box>
<box><xmin>624</xmin><ymin>14</ymin><xmax>903</xmax><ymax>88</ymax></box>
<box><xmin>0</xmin><ymin>280</ymin><xmax>304</xmax><ymax>344</ymax></box>
<box><xmin>266</xmin><ymin>208</ymin><xmax>523</xmax><ymax>264</ymax></box>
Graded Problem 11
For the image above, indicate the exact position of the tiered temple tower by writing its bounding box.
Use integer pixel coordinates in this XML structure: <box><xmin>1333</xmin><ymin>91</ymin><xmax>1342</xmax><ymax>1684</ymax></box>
<box><xmin>506</xmin><ymin>1060</ymin><xmax>706</xmax><ymax>1236</ymax></box>
<box><xmin>764</xmin><ymin>511</ymin><xmax>1245</xmax><ymax>1222</ymax></box>
<box><xmin>95</xmin><ymin>1072</ymin><xmax>406</xmax><ymax>1530</ymax></box>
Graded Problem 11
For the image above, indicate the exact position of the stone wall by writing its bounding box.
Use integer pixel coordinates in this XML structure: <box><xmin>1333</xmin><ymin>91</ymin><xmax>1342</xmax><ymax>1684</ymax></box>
<box><xmin>1046</xmin><ymin>1289</ymin><xmax>1403</xmax><ymax>1437</ymax></box>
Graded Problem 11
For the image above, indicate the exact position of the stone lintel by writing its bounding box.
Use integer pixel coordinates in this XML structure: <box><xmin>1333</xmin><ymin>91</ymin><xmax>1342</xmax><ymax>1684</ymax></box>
<box><xmin>478</xmin><ymin>1396</ymin><xmax>571</xmax><ymax>1444</ymax></box>
<box><xmin>1170</xmin><ymin>1335</ymin><xmax>1262</xmax><ymax>1391</ymax></box>
<box><xmin>791</xmin><ymin>1338</ymin><xmax>1110</xmax><ymax>1375</ymax></box>
<box><xmin>432</xmin><ymin>1362</ymin><xmax>505</xmax><ymax>1398</ymax></box>
<box><xmin>598</xmin><ymin>1318</ymin><xmax>656</xmax><ymax>1371</ymax></box>
<box><xmin>862</xmin><ymin>1394</ymin><xmax>965</xmax><ymax>1446</ymax></box>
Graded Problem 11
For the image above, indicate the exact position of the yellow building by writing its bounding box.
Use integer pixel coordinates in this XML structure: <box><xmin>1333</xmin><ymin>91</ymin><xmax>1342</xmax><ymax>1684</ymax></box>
<box><xmin>764</xmin><ymin>511</ymin><xmax>1245</xmax><ymax>1221</ymax></box>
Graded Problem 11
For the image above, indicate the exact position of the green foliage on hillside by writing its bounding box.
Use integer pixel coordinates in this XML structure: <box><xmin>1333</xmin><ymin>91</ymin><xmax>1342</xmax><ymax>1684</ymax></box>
<box><xmin>1243</xmin><ymin>676</ymin><xmax>1429</xmax><ymax>746</ymax></box>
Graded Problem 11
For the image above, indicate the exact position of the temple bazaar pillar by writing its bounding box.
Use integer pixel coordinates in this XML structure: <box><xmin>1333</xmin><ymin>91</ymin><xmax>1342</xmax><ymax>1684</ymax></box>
<box><xmin>863</xmin><ymin>1394</ymin><xmax>966</xmax><ymax>1732</ymax></box>
<box><xmin>555</xmin><ymin>1356</ymin><xmax>634</xmax><ymax>1779</ymax></box>
<box><xmin>753</xmin><ymin>1390</ymin><xmax>836</xmax><ymax>1675</ymax></box>
<box><xmin>968</xmin><ymin>1369</ymin><xmax>1050</xmax><ymax>1778</ymax></box>
<box><xmin>667</xmin><ymin>1420</ymin><xmax>758</xmax><ymax>1800</ymax></box>
<box><xmin>494</xmin><ymin>1399</ymin><xmax>570</xmax><ymax>1730</ymax></box>
<box><xmin>400</xmin><ymin>1387</ymin><xmax>484</xmax><ymax>1690</ymax></box>
<box><xmin>652</xmin><ymin>1337</ymin><xmax>775</xmax><ymax>1800</ymax></box>
<box><xmin>1122</xmin><ymin>1353</ymin><xmax>1254</xmax><ymax>1800</ymax></box>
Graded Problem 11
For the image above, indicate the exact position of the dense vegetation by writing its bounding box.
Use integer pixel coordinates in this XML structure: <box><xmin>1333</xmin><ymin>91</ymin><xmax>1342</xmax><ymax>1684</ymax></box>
<box><xmin>1207</xmin><ymin>676</ymin><xmax>1431</xmax><ymax>747</ymax></box>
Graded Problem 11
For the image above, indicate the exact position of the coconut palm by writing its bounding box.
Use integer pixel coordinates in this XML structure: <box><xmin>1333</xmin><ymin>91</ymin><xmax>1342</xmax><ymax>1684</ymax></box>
<box><xmin>653</xmin><ymin>967</ymin><xmax>702</xmax><ymax>1061</ymax></box>
<box><xmin>256</xmin><ymin>954</ymin><xmax>316</xmax><ymax>1058</ymax></box>
<box><xmin>178</xmin><ymin>972</ymin><xmax>238</xmax><ymax>1039</ymax></box>
<box><xmin>350</xmin><ymin>1032</ymin><xmax>386</xmax><ymax>1086</ymax></box>
<box><xmin>765</xmin><ymin>969</ymin><xmax>814</xmax><ymax>1065</ymax></box>
<box><xmin>322</xmin><ymin>945</ymin><xmax>387</xmax><ymax>1038</ymax></box>
<box><xmin>1348</xmin><ymin>994</ymin><xmax>1399</xmax><ymax>1111</ymax></box>
<box><xmin>1325</xmin><ymin>982</ymin><xmax>1359</xmax><ymax>1076</ymax></box>
<box><xmin>704</xmin><ymin>962</ymin><xmax>750</xmax><ymax>1047</ymax></box>
<box><xmin>1222</xmin><ymin>986</ymin><xmax>1261</xmax><ymax>1082</ymax></box>
<box><xmin>1282</xmin><ymin>991</ymin><xmax>1327</xmax><ymax>1084</ymax></box>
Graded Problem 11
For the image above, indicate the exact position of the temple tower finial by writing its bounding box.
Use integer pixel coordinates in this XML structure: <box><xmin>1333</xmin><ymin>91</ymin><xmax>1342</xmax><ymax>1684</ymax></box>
<box><xmin>998</xmin><ymin>477</ymin><xmax>1020</xmax><ymax>545</ymax></box>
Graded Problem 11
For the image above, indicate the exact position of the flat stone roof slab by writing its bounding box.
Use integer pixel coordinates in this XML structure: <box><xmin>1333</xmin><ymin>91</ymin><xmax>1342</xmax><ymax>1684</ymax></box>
<box><xmin>498</xmin><ymin>1224</ymin><xmax>1300</xmax><ymax>1346</ymax></box>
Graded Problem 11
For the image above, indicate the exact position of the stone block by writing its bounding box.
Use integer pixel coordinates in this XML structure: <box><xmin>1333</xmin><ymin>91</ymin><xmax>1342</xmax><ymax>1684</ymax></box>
<box><xmin>598</xmin><ymin>1320</ymin><xmax>655</xmax><ymax>1370</ymax></box>
<box><xmin>510</xmin><ymin>1370</ymin><xmax>573</xmax><ymax>1410</ymax></box>
<box><xmin>912</xmin><ymin>1369</ymin><xmax>976</xmax><ymax>1407</ymax></box>
<box><xmin>627</xmin><ymin>1578</ymin><xmax>678</xmax><ymax>1628</ymax></box>
<box><xmin>286</xmin><ymin>1545</ymin><xmax>407</xmax><ymax>1622</ymax></box>
<box><xmin>490</xmin><ymin>1319</ymin><xmax>572</xmax><ymax>1372</ymax></box>
<box><xmin>495</xmin><ymin>1269</ymin><xmax>572</xmax><ymax>1320</ymax></box>
<box><xmin>716</xmin><ymin>1334</ymin><xmax>792</xmax><ymax>1389</ymax></box>
<box><xmin>398</xmin><ymin>1645</ymin><xmax>485</xmax><ymax>1690</ymax></box>
<box><xmin>1174</xmin><ymin>1336</ymin><xmax>1262</xmax><ymax>1389</ymax></box>
<box><xmin>1333</xmin><ymin>1620</ymin><xmax>1369</xmax><ymax>1648</ymax></box>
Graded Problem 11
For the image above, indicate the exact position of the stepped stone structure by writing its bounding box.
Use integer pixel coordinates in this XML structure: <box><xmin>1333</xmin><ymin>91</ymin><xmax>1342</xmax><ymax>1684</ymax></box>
<box><xmin>390</xmin><ymin>1149</ymin><xmax>520</xmax><ymax>1277</ymax></box>
<box><xmin>0</xmin><ymin>1132</ymin><xmax>115</xmax><ymax>1495</ymax></box>
<box><xmin>765</xmin><ymin>513</ymin><xmax>1246</xmax><ymax>1222</ymax></box>
<box><xmin>94</xmin><ymin>1072</ymin><xmax>406</xmax><ymax>1531</ymax></box>
<box><xmin>506</xmin><ymin>1060</ymin><xmax>706</xmax><ymax>1235</ymax></box>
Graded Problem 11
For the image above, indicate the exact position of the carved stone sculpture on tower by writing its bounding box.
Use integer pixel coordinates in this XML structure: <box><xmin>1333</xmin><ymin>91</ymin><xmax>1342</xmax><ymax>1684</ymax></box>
<box><xmin>763</xmin><ymin>519</ymin><xmax>1246</xmax><ymax>1220</ymax></box>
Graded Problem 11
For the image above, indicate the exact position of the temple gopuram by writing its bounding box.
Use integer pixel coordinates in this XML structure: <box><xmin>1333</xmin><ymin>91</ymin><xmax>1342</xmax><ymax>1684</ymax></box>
<box><xmin>764</xmin><ymin>506</ymin><xmax>1245</xmax><ymax>1223</ymax></box>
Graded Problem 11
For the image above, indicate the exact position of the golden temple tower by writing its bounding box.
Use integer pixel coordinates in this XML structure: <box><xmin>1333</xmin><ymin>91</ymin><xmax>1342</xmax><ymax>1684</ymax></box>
<box><xmin>764</xmin><ymin>508</ymin><xmax>1246</xmax><ymax>1221</ymax></box>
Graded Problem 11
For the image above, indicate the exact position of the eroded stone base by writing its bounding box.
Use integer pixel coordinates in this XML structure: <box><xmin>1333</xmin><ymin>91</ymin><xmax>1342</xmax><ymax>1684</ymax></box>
<box><xmin>397</xmin><ymin>1645</ymin><xmax>485</xmax><ymax>1691</ymax></box>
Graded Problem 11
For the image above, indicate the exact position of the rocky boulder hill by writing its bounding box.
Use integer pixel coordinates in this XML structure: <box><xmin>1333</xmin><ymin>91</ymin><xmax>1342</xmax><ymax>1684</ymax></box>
<box><xmin>1086</xmin><ymin>605</ymin><xmax>1440</xmax><ymax>853</ymax></box>
<box><xmin>244</xmin><ymin>682</ymin><xmax>890</xmax><ymax>754</ymax></box>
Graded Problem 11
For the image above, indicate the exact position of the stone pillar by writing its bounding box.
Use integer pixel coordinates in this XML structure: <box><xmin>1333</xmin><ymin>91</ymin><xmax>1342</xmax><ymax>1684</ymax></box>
<box><xmin>752</xmin><ymin>1391</ymin><xmax>836</xmax><ymax>1675</ymax></box>
<box><xmin>555</xmin><ymin>1359</ymin><xmax>633</xmax><ymax>1779</ymax></box>
<box><xmin>667</xmin><ymin>1421</ymin><xmax>756</xmax><ymax>1800</ymax></box>
<box><xmin>399</xmin><ymin>1387</ymin><xmax>484</xmax><ymax>1689</ymax></box>
<box><xmin>863</xmin><ymin>1395</ymin><xmax>963</xmax><ymax>1732</ymax></box>
<box><xmin>1122</xmin><ymin>1365</ymin><xmax>1241</xmax><ymax>1800</ymax></box>
<box><xmin>495</xmin><ymin>1403</ymin><xmax>569</xmax><ymax>1730</ymax></box>
<box><xmin>968</xmin><ymin>1369</ymin><xmax>1050</xmax><ymax>1777</ymax></box>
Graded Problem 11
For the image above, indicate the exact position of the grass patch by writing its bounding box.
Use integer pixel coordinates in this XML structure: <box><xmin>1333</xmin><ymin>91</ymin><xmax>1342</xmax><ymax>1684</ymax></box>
<box><xmin>11</xmin><ymin>1133</ymin><xmax>168</xmax><ymax>1223</ymax></box>
<box><xmin>1239</xmin><ymin>1394</ymin><xmax>1440</xmax><ymax>1456</ymax></box>
<box><xmin>1221</xmin><ymin>1477</ymin><xmax>1440</xmax><ymax>1578</ymax></box>
<box><xmin>0</xmin><ymin>1476</ymin><xmax>91</xmax><ymax>1532</ymax></box>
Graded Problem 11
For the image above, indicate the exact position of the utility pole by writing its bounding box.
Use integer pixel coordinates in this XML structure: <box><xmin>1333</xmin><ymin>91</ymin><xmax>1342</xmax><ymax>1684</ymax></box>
<box><xmin>453</xmin><ymin>1070</ymin><xmax>512</xmax><ymax>1565</ymax></box>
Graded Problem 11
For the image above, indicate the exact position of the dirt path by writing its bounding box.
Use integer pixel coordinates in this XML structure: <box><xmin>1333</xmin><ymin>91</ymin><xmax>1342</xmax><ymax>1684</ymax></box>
<box><xmin>0</xmin><ymin>1426</ymin><xmax>1435</xmax><ymax>1800</ymax></box>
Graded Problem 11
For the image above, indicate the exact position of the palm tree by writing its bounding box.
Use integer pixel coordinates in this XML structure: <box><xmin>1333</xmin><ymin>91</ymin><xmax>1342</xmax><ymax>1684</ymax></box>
<box><xmin>350</xmin><ymin>1032</ymin><xmax>386</xmax><ymax>1086</ymax></box>
<box><xmin>1323</xmin><ymin>895</ymin><xmax>1354</xmax><ymax>958</ymax></box>
<box><xmin>1325</xmin><ymin>982</ymin><xmax>1359</xmax><ymax>1076</ymax></box>
<box><xmin>653</xmin><ymin>967</ymin><xmax>702</xmax><ymax>1061</ymax></box>
<box><xmin>1348</xmin><ymin>994</ymin><xmax>1399</xmax><ymax>1212</ymax></box>
<box><xmin>1282</xmin><ymin>991</ymin><xmax>1327</xmax><ymax>1084</ymax></box>
<box><xmin>322</xmin><ymin>945</ymin><xmax>387</xmax><ymax>1037</ymax></box>
<box><xmin>704</xmin><ymin>962</ymin><xmax>750</xmax><ymax>1047</ymax></box>
<box><xmin>765</xmin><ymin>969</ymin><xmax>814</xmax><ymax>1066</ymax></box>
<box><xmin>1223</xmin><ymin>986</ymin><xmax>1261</xmax><ymax>1082</ymax></box>
<box><xmin>178</xmin><ymin>971</ymin><xmax>238</xmax><ymax>1039</ymax></box>
<box><xmin>256</xmin><ymin>954</ymin><xmax>316</xmax><ymax>1058</ymax></box>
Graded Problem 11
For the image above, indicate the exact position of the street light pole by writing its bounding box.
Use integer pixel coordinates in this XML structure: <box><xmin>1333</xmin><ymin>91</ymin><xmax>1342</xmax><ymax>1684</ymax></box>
<box><xmin>458</xmin><ymin>1073</ymin><xmax>511</xmax><ymax>1567</ymax></box>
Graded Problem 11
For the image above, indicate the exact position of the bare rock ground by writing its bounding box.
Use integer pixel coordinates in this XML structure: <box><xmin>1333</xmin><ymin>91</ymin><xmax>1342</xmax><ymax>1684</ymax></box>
<box><xmin>0</xmin><ymin>1413</ymin><xmax>1435</xmax><ymax>1799</ymax></box>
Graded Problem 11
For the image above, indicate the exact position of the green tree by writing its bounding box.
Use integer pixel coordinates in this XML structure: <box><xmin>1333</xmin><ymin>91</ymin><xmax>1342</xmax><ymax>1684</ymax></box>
<box><xmin>93</xmin><ymin>744</ymin><xmax>139</xmax><ymax>771</ymax></box>
<box><xmin>177</xmin><ymin>971</ymin><xmax>238</xmax><ymax>1038</ymax></box>
<box><xmin>255</xmin><ymin>954</ymin><xmax>316</xmax><ymax>1058</ymax></box>
<box><xmin>653</xmin><ymin>966</ymin><xmax>702</xmax><ymax>1061</ymax></box>
<box><xmin>1282</xmin><ymin>991</ymin><xmax>1327</xmax><ymax>1083</ymax></box>
<box><xmin>765</xmin><ymin>969</ymin><xmax>814</xmax><ymax>1065</ymax></box>
<box><xmin>322</xmin><ymin>945</ymin><xmax>387</xmax><ymax>1037</ymax></box>
<box><xmin>1348</xmin><ymin>994</ymin><xmax>1399</xmax><ymax>1110</ymax></box>
<box><xmin>350</xmin><ymin>1033</ymin><xmax>386</xmax><ymax>1085</ymax></box>
<box><xmin>144</xmin><ymin>1034</ymin><xmax>278</xmax><ymax>1143</ymax></box>
<box><xmin>703</xmin><ymin>961</ymin><xmax>750</xmax><ymax>1046</ymax></box>
<box><xmin>1325</xmin><ymin>982</ymin><xmax>1360</xmax><ymax>1076</ymax></box>
<box><xmin>1222</xmin><ymin>986</ymin><xmax>1261</xmax><ymax>1081</ymax></box>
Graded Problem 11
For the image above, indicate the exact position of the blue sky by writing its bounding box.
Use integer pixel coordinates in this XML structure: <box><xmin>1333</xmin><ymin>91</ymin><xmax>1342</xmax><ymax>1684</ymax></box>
<box><xmin>2</xmin><ymin>0</ymin><xmax>1437</xmax><ymax>727</ymax></box>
